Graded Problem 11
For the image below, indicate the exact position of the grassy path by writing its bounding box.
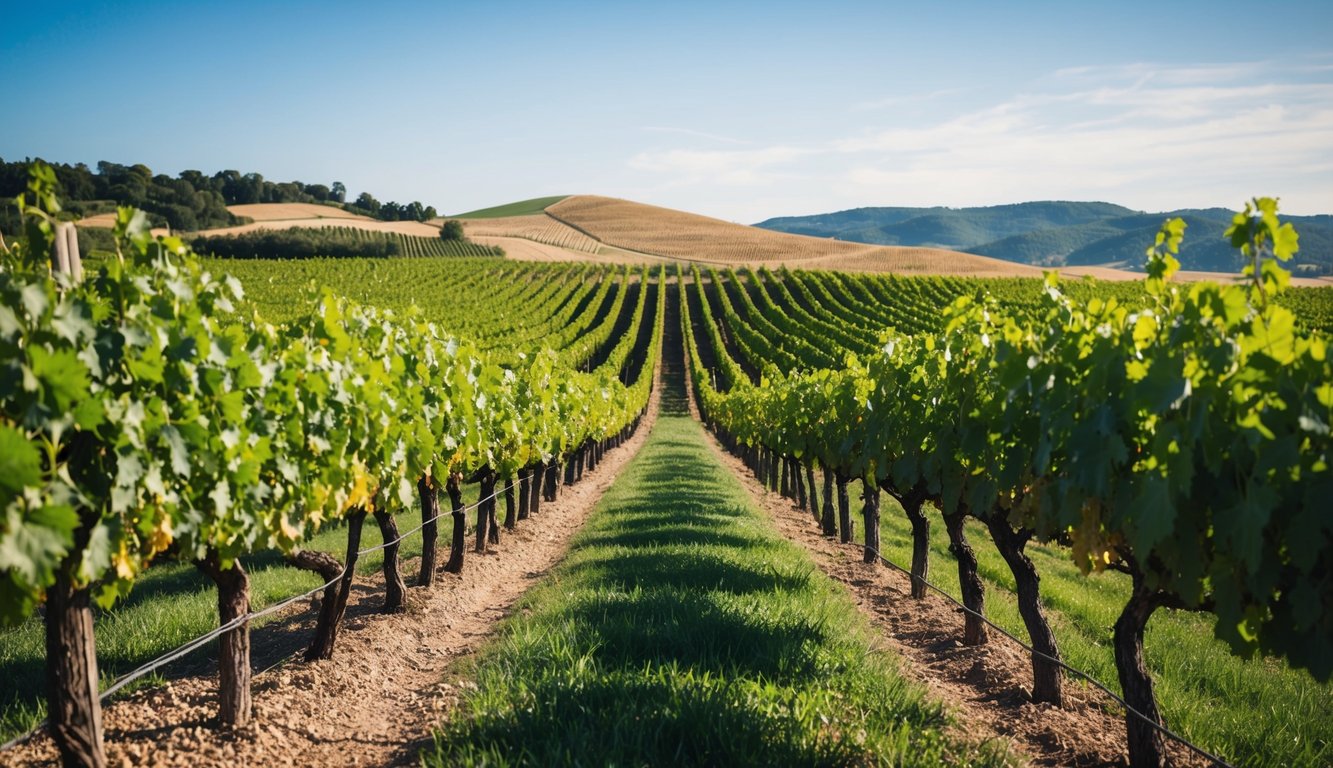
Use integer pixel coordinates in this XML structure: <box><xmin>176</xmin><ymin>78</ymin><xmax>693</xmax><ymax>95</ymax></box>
<box><xmin>423</xmin><ymin>396</ymin><xmax>1008</xmax><ymax>765</ymax></box>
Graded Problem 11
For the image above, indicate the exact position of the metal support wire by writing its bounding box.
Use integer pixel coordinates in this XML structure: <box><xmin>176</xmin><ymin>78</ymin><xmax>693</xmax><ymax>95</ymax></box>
<box><xmin>4</xmin><ymin>354</ymin><xmax>652</xmax><ymax>754</ymax></box>
<box><xmin>715</xmin><ymin>423</ymin><xmax>1232</xmax><ymax>767</ymax></box>
<box><xmin>1</xmin><ymin>476</ymin><xmax>519</xmax><ymax>752</ymax></box>
<box><xmin>691</xmin><ymin>368</ymin><xmax>1232</xmax><ymax>765</ymax></box>
<box><xmin>855</xmin><ymin>532</ymin><xmax>1231</xmax><ymax>768</ymax></box>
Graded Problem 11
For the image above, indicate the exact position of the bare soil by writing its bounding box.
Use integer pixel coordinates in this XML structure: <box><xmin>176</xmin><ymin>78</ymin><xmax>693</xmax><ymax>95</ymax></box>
<box><xmin>467</xmin><ymin>235</ymin><xmax>639</xmax><ymax>264</ymax></box>
<box><xmin>460</xmin><ymin>214</ymin><xmax>602</xmax><ymax>254</ymax></box>
<box><xmin>193</xmin><ymin>218</ymin><xmax>442</xmax><ymax>239</ymax></box>
<box><xmin>6</xmin><ymin>387</ymin><xmax>660</xmax><ymax>768</ymax></box>
<box><xmin>698</xmin><ymin>432</ymin><xmax>1211</xmax><ymax>768</ymax></box>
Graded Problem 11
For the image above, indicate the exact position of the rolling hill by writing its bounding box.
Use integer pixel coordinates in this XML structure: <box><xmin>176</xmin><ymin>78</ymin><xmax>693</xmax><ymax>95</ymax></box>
<box><xmin>756</xmin><ymin>202</ymin><xmax>1333</xmax><ymax>275</ymax></box>
<box><xmin>540</xmin><ymin>195</ymin><xmax>1041</xmax><ymax>276</ymax></box>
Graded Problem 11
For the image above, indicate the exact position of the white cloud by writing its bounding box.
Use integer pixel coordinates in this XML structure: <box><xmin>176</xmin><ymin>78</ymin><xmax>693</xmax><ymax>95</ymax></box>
<box><xmin>627</xmin><ymin>57</ymin><xmax>1333</xmax><ymax>217</ymax></box>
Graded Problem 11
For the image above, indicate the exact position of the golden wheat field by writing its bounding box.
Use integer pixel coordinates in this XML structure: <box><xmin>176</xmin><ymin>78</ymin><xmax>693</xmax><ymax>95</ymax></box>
<box><xmin>72</xmin><ymin>212</ymin><xmax>120</xmax><ymax>228</ymax></box>
<box><xmin>195</xmin><ymin>213</ymin><xmax>441</xmax><ymax>238</ymax></box>
<box><xmin>460</xmin><ymin>214</ymin><xmax>602</xmax><ymax>254</ymax></box>
<box><xmin>227</xmin><ymin>203</ymin><xmax>372</xmax><ymax>222</ymax></box>
<box><xmin>75</xmin><ymin>212</ymin><xmax>170</xmax><ymax>238</ymax></box>
<box><xmin>465</xmin><ymin>235</ymin><xmax>655</xmax><ymax>264</ymax></box>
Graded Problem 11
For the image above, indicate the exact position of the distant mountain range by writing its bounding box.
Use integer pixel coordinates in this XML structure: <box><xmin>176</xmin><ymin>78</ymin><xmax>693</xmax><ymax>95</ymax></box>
<box><xmin>755</xmin><ymin>202</ymin><xmax>1333</xmax><ymax>275</ymax></box>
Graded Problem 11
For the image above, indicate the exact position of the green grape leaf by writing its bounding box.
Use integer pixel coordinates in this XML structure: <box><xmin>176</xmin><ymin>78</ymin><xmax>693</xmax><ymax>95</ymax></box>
<box><xmin>1288</xmin><ymin>488</ymin><xmax>1330</xmax><ymax>571</ymax></box>
<box><xmin>20</xmin><ymin>283</ymin><xmax>48</xmax><ymax>321</ymax></box>
<box><xmin>0</xmin><ymin>503</ymin><xmax>78</xmax><ymax>589</ymax></box>
<box><xmin>29</xmin><ymin>346</ymin><xmax>89</xmax><ymax>412</ymax></box>
<box><xmin>0</xmin><ymin>425</ymin><xmax>42</xmax><ymax>494</ymax></box>
<box><xmin>0</xmin><ymin>570</ymin><xmax>39</xmax><ymax>626</ymax></box>
<box><xmin>1129</xmin><ymin>475</ymin><xmax>1175</xmax><ymax>556</ymax></box>
<box><xmin>160</xmin><ymin>425</ymin><xmax>191</xmax><ymax>478</ymax></box>
<box><xmin>77</xmin><ymin>520</ymin><xmax>114</xmax><ymax>585</ymax></box>
<box><xmin>1215</xmin><ymin>485</ymin><xmax>1277</xmax><ymax>576</ymax></box>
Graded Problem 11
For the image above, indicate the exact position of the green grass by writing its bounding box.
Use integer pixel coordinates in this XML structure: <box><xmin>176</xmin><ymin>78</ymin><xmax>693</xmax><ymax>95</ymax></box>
<box><xmin>841</xmin><ymin>484</ymin><xmax>1332</xmax><ymax>768</ymax></box>
<box><xmin>451</xmin><ymin>196</ymin><xmax>569</xmax><ymax>219</ymax></box>
<box><xmin>0</xmin><ymin>485</ymin><xmax>480</xmax><ymax>743</ymax></box>
<box><xmin>423</xmin><ymin>407</ymin><xmax>1011</xmax><ymax>766</ymax></box>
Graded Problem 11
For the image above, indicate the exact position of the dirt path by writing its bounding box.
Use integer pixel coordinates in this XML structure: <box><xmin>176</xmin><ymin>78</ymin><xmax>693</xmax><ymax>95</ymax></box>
<box><xmin>9</xmin><ymin>379</ymin><xmax>662</xmax><ymax>768</ymax></box>
<box><xmin>696</xmin><ymin>430</ymin><xmax>1210</xmax><ymax>768</ymax></box>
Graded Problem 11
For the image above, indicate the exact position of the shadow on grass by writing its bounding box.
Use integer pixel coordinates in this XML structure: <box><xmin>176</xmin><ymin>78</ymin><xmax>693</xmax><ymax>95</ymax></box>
<box><xmin>573</xmin><ymin>524</ymin><xmax>764</xmax><ymax>552</ymax></box>
<box><xmin>560</xmin><ymin>587</ymin><xmax>828</xmax><ymax>681</ymax></box>
<box><xmin>434</xmin><ymin>672</ymin><xmax>896</xmax><ymax>768</ymax></box>
<box><xmin>564</xmin><ymin>547</ymin><xmax>811</xmax><ymax>599</ymax></box>
<box><xmin>428</xmin><ymin>416</ymin><xmax>973</xmax><ymax>767</ymax></box>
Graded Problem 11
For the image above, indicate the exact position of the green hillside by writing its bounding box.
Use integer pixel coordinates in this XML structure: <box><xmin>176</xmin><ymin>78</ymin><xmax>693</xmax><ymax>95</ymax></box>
<box><xmin>757</xmin><ymin>202</ymin><xmax>1333</xmax><ymax>274</ymax></box>
<box><xmin>759</xmin><ymin>202</ymin><xmax>1134</xmax><ymax>246</ymax></box>
<box><xmin>452</xmin><ymin>195</ymin><xmax>569</xmax><ymax>218</ymax></box>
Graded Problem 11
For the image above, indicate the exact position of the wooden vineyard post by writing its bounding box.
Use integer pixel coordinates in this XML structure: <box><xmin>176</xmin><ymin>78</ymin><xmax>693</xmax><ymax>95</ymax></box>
<box><xmin>44</xmin><ymin>564</ymin><xmax>106</xmax><ymax>768</ymax></box>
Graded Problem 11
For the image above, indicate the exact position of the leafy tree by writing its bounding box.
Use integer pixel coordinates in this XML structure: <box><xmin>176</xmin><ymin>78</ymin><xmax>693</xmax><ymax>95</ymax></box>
<box><xmin>353</xmin><ymin>192</ymin><xmax>381</xmax><ymax>215</ymax></box>
<box><xmin>0</xmin><ymin>159</ymin><xmax>439</xmax><ymax>231</ymax></box>
<box><xmin>441</xmin><ymin>219</ymin><xmax>465</xmax><ymax>241</ymax></box>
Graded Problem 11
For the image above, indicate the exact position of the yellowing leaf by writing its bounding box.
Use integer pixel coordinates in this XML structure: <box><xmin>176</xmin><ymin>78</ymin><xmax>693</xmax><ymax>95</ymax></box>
<box><xmin>113</xmin><ymin>541</ymin><xmax>135</xmax><ymax>581</ymax></box>
<box><xmin>148</xmin><ymin>515</ymin><xmax>173</xmax><ymax>554</ymax></box>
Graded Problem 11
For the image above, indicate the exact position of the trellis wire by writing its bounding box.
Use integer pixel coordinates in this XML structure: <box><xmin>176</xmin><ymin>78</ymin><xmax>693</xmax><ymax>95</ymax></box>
<box><xmin>849</xmin><ymin>520</ymin><xmax>1232</xmax><ymax>767</ymax></box>
<box><xmin>1</xmin><ymin>472</ymin><xmax>530</xmax><ymax>753</ymax></box>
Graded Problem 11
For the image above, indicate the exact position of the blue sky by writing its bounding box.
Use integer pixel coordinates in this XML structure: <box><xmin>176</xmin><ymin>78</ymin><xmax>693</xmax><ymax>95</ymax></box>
<box><xmin>3</xmin><ymin>1</ymin><xmax>1331</xmax><ymax>222</ymax></box>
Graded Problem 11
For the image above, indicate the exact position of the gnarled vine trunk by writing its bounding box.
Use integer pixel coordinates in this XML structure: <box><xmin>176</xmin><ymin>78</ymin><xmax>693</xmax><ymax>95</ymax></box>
<box><xmin>44</xmin><ymin>565</ymin><xmax>105</xmax><ymax>768</ymax></box>
<box><xmin>943</xmin><ymin>508</ymin><xmax>987</xmax><ymax>646</ymax></box>
<box><xmin>544</xmin><ymin>462</ymin><xmax>559</xmax><ymax>501</ymax></box>
<box><xmin>194</xmin><ymin>551</ymin><xmax>252</xmax><ymax>727</ymax></box>
<box><xmin>794</xmin><ymin>459</ymin><xmax>807</xmax><ymax>510</ymax></box>
<box><xmin>504</xmin><ymin>479</ymin><xmax>518</xmax><ymax>529</ymax></box>
<box><xmin>1115</xmin><ymin>575</ymin><xmax>1171</xmax><ymax>768</ymax></box>
<box><xmin>305</xmin><ymin>507</ymin><xmax>367</xmax><ymax>660</ymax></box>
<box><xmin>805</xmin><ymin>463</ymin><xmax>819</xmax><ymax>518</ymax></box>
<box><xmin>836</xmin><ymin>475</ymin><xmax>853</xmax><ymax>544</ymax></box>
<box><xmin>985</xmin><ymin>515</ymin><xmax>1062</xmax><ymax>705</ymax></box>
<box><xmin>286</xmin><ymin>550</ymin><xmax>342</xmax><ymax>594</ymax></box>
<box><xmin>444</xmin><ymin>473</ymin><xmax>466</xmax><ymax>573</ymax></box>
<box><xmin>897</xmin><ymin>486</ymin><xmax>931</xmax><ymax>600</ymax></box>
<box><xmin>529</xmin><ymin>463</ymin><xmax>543</xmax><ymax>514</ymax></box>
<box><xmin>862</xmin><ymin>482</ymin><xmax>880</xmax><ymax>564</ymax></box>
<box><xmin>417</xmin><ymin>476</ymin><xmax>439</xmax><ymax>587</ymax></box>
<box><xmin>475</xmin><ymin>471</ymin><xmax>495</xmax><ymax>553</ymax></box>
<box><xmin>373</xmin><ymin>509</ymin><xmax>407</xmax><ymax>613</ymax></box>
<box><xmin>821</xmin><ymin>469</ymin><xmax>836</xmax><ymax>536</ymax></box>
<box><xmin>517</xmin><ymin>468</ymin><xmax>530</xmax><ymax>521</ymax></box>
<box><xmin>486</xmin><ymin>479</ymin><xmax>501</xmax><ymax>545</ymax></box>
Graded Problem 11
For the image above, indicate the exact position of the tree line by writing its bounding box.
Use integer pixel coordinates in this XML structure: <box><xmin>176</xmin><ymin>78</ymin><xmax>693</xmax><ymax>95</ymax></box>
<box><xmin>0</xmin><ymin>157</ymin><xmax>439</xmax><ymax>234</ymax></box>
<box><xmin>190</xmin><ymin>227</ymin><xmax>502</xmax><ymax>260</ymax></box>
